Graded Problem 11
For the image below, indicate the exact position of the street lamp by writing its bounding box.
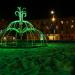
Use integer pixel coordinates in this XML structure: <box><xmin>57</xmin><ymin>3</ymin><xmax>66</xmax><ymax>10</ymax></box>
<box><xmin>52</xmin><ymin>16</ymin><xmax>56</xmax><ymax>22</ymax></box>
<box><xmin>50</xmin><ymin>10</ymin><xmax>56</xmax><ymax>40</ymax></box>
<box><xmin>50</xmin><ymin>10</ymin><xmax>56</xmax><ymax>22</ymax></box>
<box><xmin>51</xmin><ymin>10</ymin><xmax>55</xmax><ymax>15</ymax></box>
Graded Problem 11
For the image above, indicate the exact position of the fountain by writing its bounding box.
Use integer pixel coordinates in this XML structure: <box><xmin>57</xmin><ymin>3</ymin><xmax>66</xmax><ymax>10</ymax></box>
<box><xmin>0</xmin><ymin>7</ymin><xmax>47</xmax><ymax>47</ymax></box>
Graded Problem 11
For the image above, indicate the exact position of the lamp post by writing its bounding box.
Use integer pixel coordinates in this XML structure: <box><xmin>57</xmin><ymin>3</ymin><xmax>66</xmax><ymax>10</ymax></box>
<box><xmin>50</xmin><ymin>10</ymin><xmax>56</xmax><ymax>40</ymax></box>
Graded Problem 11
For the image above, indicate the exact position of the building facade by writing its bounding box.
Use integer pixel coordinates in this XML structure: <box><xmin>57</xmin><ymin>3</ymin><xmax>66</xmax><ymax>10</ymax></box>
<box><xmin>0</xmin><ymin>17</ymin><xmax>75</xmax><ymax>40</ymax></box>
<box><xmin>30</xmin><ymin>17</ymin><xmax>75</xmax><ymax>40</ymax></box>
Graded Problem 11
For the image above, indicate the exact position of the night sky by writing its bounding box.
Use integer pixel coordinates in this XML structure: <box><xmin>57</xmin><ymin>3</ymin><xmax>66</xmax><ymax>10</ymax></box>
<box><xmin>0</xmin><ymin>0</ymin><xmax>75</xmax><ymax>20</ymax></box>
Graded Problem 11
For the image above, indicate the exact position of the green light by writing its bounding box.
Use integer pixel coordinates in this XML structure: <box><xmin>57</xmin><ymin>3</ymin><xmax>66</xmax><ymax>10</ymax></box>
<box><xmin>0</xmin><ymin>7</ymin><xmax>47</xmax><ymax>47</ymax></box>
<box><xmin>15</xmin><ymin>7</ymin><xmax>27</xmax><ymax>21</ymax></box>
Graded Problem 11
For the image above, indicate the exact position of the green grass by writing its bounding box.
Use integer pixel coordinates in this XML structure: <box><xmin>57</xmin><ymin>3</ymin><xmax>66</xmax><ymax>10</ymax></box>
<box><xmin>0</xmin><ymin>43</ymin><xmax>75</xmax><ymax>75</ymax></box>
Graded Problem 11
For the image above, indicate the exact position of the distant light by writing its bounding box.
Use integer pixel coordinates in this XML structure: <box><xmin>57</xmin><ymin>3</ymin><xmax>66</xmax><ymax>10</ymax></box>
<box><xmin>71</xmin><ymin>25</ymin><xmax>74</xmax><ymax>29</ymax></box>
<box><xmin>13</xmin><ymin>37</ymin><xmax>16</xmax><ymax>40</ymax></box>
<box><xmin>40</xmin><ymin>34</ymin><xmax>44</xmax><ymax>40</ymax></box>
<box><xmin>54</xmin><ymin>29</ymin><xmax>56</xmax><ymax>33</ymax></box>
<box><xmin>3</xmin><ymin>37</ymin><xmax>6</xmax><ymax>40</ymax></box>
<box><xmin>52</xmin><ymin>16</ymin><xmax>56</xmax><ymax>22</ymax></box>
<box><xmin>56</xmin><ymin>26</ymin><xmax>58</xmax><ymax>29</ymax></box>
<box><xmin>48</xmin><ymin>35</ymin><xmax>54</xmax><ymax>40</ymax></box>
<box><xmin>51</xmin><ymin>10</ymin><xmax>55</xmax><ymax>15</ymax></box>
<box><xmin>61</xmin><ymin>21</ymin><xmax>64</xmax><ymax>24</ymax></box>
<box><xmin>48</xmin><ymin>34</ymin><xmax>60</xmax><ymax>40</ymax></box>
<box><xmin>72</xmin><ymin>20</ymin><xmax>74</xmax><ymax>23</ymax></box>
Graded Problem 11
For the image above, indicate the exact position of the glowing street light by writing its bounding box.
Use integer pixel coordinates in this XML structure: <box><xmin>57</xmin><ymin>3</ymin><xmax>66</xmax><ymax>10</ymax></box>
<box><xmin>50</xmin><ymin>10</ymin><xmax>56</xmax><ymax>22</ymax></box>
<box><xmin>51</xmin><ymin>10</ymin><xmax>55</xmax><ymax>15</ymax></box>
<box><xmin>52</xmin><ymin>16</ymin><xmax>56</xmax><ymax>22</ymax></box>
<box><xmin>50</xmin><ymin>10</ymin><xmax>56</xmax><ymax>40</ymax></box>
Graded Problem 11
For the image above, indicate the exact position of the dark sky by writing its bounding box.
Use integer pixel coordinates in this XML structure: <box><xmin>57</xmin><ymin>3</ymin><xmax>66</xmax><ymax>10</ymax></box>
<box><xmin>0</xmin><ymin>0</ymin><xmax>75</xmax><ymax>20</ymax></box>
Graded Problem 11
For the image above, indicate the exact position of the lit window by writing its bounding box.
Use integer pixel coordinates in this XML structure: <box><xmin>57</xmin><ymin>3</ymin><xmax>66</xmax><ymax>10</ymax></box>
<box><xmin>56</xmin><ymin>26</ymin><xmax>58</xmax><ymax>29</ymax></box>
<box><xmin>71</xmin><ymin>25</ymin><xmax>74</xmax><ymax>29</ymax></box>
<box><xmin>72</xmin><ymin>20</ymin><xmax>74</xmax><ymax>23</ymax></box>
<box><xmin>61</xmin><ymin>21</ymin><xmax>63</xmax><ymax>24</ymax></box>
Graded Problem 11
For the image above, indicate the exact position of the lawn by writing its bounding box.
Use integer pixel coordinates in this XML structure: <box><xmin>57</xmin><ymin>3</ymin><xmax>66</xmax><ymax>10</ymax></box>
<box><xmin>0</xmin><ymin>42</ymin><xmax>75</xmax><ymax>75</ymax></box>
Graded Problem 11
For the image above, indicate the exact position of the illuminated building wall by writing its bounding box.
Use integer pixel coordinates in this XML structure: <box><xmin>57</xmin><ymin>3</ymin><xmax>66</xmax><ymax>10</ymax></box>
<box><xmin>0</xmin><ymin>17</ymin><xmax>75</xmax><ymax>40</ymax></box>
<box><xmin>30</xmin><ymin>17</ymin><xmax>75</xmax><ymax>40</ymax></box>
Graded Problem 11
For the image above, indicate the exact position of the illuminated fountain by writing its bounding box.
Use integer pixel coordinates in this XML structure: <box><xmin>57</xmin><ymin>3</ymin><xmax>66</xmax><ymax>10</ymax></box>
<box><xmin>0</xmin><ymin>7</ymin><xmax>47</xmax><ymax>47</ymax></box>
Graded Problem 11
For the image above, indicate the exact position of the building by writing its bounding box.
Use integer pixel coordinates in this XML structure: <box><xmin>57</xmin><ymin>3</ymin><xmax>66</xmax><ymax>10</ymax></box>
<box><xmin>30</xmin><ymin>16</ymin><xmax>75</xmax><ymax>40</ymax></box>
<box><xmin>0</xmin><ymin>17</ymin><xmax>75</xmax><ymax>41</ymax></box>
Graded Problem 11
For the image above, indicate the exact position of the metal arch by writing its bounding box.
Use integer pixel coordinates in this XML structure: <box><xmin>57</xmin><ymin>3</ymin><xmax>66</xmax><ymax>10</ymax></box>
<box><xmin>6</xmin><ymin>28</ymin><xmax>19</xmax><ymax>33</ymax></box>
<box><xmin>34</xmin><ymin>28</ymin><xmax>47</xmax><ymax>40</ymax></box>
<box><xmin>22</xmin><ymin>27</ymin><xmax>46</xmax><ymax>40</ymax></box>
<box><xmin>23</xmin><ymin>21</ymin><xmax>34</xmax><ymax>28</ymax></box>
<box><xmin>23</xmin><ymin>28</ymin><xmax>35</xmax><ymax>33</ymax></box>
<box><xmin>7</xmin><ymin>20</ymin><xmax>20</xmax><ymax>29</ymax></box>
<box><xmin>7</xmin><ymin>20</ymin><xmax>34</xmax><ymax>29</ymax></box>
